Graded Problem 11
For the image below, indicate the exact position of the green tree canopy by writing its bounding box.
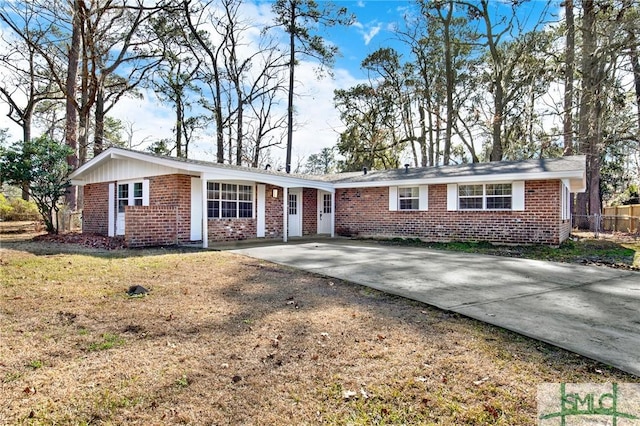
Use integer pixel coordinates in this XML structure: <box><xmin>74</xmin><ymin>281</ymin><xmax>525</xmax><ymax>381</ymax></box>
<box><xmin>0</xmin><ymin>136</ymin><xmax>72</xmax><ymax>233</ymax></box>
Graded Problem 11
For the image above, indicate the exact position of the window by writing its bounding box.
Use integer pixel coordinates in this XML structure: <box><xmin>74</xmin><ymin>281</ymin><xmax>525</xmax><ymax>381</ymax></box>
<box><xmin>117</xmin><ymin>184</ymin><xmax>129</xmax><ymax>213</ymax></box>
<box><xmin>398</xmin><ymin>187</ymin><xmax>419</xmax><ymax>210</ymax></box>
<box><xmin>486</xmin><ymin>184</ymin><xmax>512</xmax><ymax>209</ymax></box>
<box><xmin>133</xmin><ymin>182</ymin><xmax>143</xmax><ymax>206</ymax></box>
<box><xmin>207</xmin><ymin>183</ymin><xmax>254</xmax><ymax>219</ymax></box>
<box><xmin>458</xmin><ymin>183</ymin><xmax>512</xmax><ymax>210</ymax></box>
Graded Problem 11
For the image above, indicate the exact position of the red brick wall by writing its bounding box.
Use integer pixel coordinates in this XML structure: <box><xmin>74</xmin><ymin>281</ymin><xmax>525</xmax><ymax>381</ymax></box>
<box><xmin>335</xmin><ymin>180</ymin><xmax>566</xmax><ymax>245</ymax></box>
<box><xmin>264</xmin><ymin>184</ymin><xmax>284</xmax><ymax>238</ymax></box>
<box><xmin>302</xmin><ymin>188</ymin><xmax>317</xmax><ymax>235</ymax></box>
<box><xmin>125</xmin><ymin>206</ymin><xmax>177</xmax><ymax>247</ymax></box>
<box><xmin>207</xmin><ymin>218</ymin><xmax>257</xmax><ymax>242</ymax></box>
<box><xmin>82</xmin><ymin>182</ymin><xmax>111</xmax><ymax>235</ymax></box>
<box><xmin>148</xmin><ymin>175</ymin><xmax>191</xmax><ymax>243</ymax></box>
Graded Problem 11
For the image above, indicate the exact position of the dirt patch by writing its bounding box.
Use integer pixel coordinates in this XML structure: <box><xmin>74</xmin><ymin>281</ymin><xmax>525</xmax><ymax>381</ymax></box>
<box><xmin>0</xmin><ymin>244</ymin><xmax>634</xmax><ymax>425</ymax></box>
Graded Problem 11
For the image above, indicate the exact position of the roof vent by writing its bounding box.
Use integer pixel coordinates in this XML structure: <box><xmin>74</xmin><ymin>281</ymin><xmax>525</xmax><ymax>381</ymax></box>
<box><xmin>265</xmin><ymin>164</ymin><xmax>271</xmax><ymax>170</ymax></box>
<box><xmin>363</xmin><ymin>167</ymin><xmax>367</xmax><ymax>175</ymax></box>
<box><xmin>404</xmin><ymin>164</ymin><xmax>410</xmax><ymax>173</ymax></box>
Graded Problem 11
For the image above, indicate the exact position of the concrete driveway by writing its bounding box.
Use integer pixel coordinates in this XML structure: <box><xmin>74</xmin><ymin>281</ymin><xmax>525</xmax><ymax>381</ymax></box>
<box><xmin>229</xmin><ymin>239</ymin><xmax>640</xmax><ymax>377</ymax></box>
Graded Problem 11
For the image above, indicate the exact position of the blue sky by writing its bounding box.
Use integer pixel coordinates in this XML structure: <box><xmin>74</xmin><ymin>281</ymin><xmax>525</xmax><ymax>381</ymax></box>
<box><xmin>0</xmin><ymin>0</ymin><xmax>563</xmax><ymax>168</ymax></box>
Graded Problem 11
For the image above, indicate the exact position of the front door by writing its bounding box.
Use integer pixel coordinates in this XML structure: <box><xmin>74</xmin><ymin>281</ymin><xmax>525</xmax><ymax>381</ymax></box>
<box><xmin>287</xmin><ymin>189</ymin><xmax>302</xmax><ymax>237</ymax></box>
<box><xmin>317</xmin><ymin>191</ymin><xmax>332</xmax><ymax>234</ymax></box>
<box><xmin>116</xmin><ymin>182</ymin><xmax>143</xmax><ymax>236</ymax></box>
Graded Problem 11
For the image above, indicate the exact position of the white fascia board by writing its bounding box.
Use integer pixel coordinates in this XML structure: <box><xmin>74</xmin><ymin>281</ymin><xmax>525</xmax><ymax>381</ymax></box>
<box><xmin>332</xmin><ymin>170</ymin><xmax>586</xmax><ymax>191</ymax></box>
<box><xmin>70</xmin><ymin>147</ymin><xmax>334</xmax><ymax>192</ymax></box>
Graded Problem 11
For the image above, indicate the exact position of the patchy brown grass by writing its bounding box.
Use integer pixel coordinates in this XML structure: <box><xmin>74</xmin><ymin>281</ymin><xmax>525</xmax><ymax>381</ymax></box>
<box><xmin>0</xmin><ymin>238</ymin><xmax>636</xmax><ymax>425</ymax></box>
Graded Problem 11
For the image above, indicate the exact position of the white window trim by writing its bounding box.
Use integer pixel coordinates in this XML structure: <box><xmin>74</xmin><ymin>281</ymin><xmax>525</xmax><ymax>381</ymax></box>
<box><xmin>207</xmin><ymin>182</ymin><xmax>255</xmax><ymax>219</ymax></box>
<box><xmin>116</xmin><ymin>179</ymin><xmax>149</xmax><ymax>212</ymax></box>
<box><xmin>389</xmin><ymin>185</ymin><xmax>428</xmax><ymax>211</ymax></box>
<box><xmin>448</xmin><ymin>181</ymin><xmax>524</xmax><ymax>212</ymax></box>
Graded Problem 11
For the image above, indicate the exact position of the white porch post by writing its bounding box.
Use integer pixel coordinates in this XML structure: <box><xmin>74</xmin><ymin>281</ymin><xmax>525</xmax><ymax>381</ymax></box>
<box><xmin>330</xmin><ymin>191</ymin><xmax>335</xmax><ymax>238</ymax></box>
<box><xmin>201</xmin><ymin>177</ymin><xmax>208</xmax><ymax>248</ymax></box>
<box><xmin>283</xmin><ymin>187</ymin><xmax>288</xmax><ymax>243</ymax></box>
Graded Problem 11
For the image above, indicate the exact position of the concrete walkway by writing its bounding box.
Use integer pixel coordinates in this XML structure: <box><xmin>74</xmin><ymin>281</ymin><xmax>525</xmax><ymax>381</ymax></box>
<box><xmin>228</xmin><ymin>239</ymin><xmax>640</xmax><ymax>377</ymax></box>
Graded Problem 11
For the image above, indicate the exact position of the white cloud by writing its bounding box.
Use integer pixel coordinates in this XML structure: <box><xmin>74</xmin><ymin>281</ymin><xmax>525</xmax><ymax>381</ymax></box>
<box><xmin>352</xmin><ymin>20</ymin><xmax>383</xmax><ymax>46</ymax></box>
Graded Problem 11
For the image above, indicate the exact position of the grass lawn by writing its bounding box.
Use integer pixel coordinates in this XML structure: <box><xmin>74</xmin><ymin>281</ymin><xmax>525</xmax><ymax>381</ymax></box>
<box><xmin>0</xmin><ymin>235</ymin><xmax>637</xmax><ymax>425</ymax></box>
<box><xmin>381</xmin><ymin>233</ymin><xmax>640</xmax><ymax>270</ymax></box>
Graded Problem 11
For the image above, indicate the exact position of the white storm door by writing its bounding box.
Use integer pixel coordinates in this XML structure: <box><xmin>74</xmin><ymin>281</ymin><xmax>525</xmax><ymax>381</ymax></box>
<box><xmin>317</xmin><ymin>191</ymin><xmax>332</xmax><ymax>234</ymax></box>
<box><xmin>116</xmin><ymin>183</ymin><xmax>129</xmax><ymax>236</ymax></box>
<box><xmin>287</xmin><ymin>189</ymin><xmax>302</xmax><ymax>237</ymax></box>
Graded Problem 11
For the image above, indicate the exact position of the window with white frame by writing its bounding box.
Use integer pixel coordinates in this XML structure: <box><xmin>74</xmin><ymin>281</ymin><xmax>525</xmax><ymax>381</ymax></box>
<box><xmin>458</xmin><ymin>183</ymin><xmax>512</xmax><ymax>210</ymax></box>
<box><xmin>207</xmin><ymin>183</ymin><xmax>254</xmax><ymax>219</ymax></box>
<box><xmin>398</xmin><ymin>187</ymin><xmax>420</xmax><ymax>210</ymax></box>
<box><xmin>117</xmin><ymin>181</ymin><xmax>145</xmax><ymax>213</ymax></box>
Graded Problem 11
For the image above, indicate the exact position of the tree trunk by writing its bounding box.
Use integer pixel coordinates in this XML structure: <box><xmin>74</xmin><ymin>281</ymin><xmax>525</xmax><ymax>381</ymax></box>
<box><xmin>236</xmin><ymin>88</ymin><xmax>244</xmax><ymax>166</ymax></box>
<box><xmin>629</xmin><ymin>37</ymin><xmax>640</xmax><ymax>133</ymax></box>
<box><xmin>441</xmin><ymin>0</ymin><xmax>454</xmax><ymax>165</ymax></box>
<box><xmin>418</xmin><ymin>104</ymin><xmax>427</xmax><ymax>167</ymax></box>
<box><xmin>285</xmin><ymin>6</ymin><xmax>296</xmax><ymax>174</ymax></box>
<box><xmin>563</xmin><ymin>0</ymin><xmax>575</xmax><ymax>156</ymax></box>
<box><xmin>576</xmin><ymin>0</ymin><xmax>603</xmax><ymax>229</ymax></box>
<box><xmin>94</xmin><ymin>87</ymin><xmax>105</xmax><ymax>155</ymax></box>
<box><xmin>490</xmin><ymin>75</ymin><xmax>504</xmax><ymax>161</ymax></box>
<box><xmin>176</xmin><ymin>93</ymin><xmax>183</xmax><ymax>158</ymax></box>
<box><xmin>64</xmin><ymin>0</ymin><xmax>82</xmax><ymax>210</ymax></box>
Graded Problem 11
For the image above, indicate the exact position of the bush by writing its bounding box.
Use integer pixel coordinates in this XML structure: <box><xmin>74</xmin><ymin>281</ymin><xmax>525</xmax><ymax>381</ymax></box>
<box><xmin>0</xmin><ymin>194</ymin><xmax>40</xmax><ymax>221</ymax></box>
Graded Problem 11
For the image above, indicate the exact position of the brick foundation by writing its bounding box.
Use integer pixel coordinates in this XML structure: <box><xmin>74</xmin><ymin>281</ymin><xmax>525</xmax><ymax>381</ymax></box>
<box><xmin>334</xmin><ymin>180</ymin><xmax>567</xmax><ymax>245</ymax></box>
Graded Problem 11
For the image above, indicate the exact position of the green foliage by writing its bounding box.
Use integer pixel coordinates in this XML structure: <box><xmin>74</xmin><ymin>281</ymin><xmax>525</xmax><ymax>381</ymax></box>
<box><xmin>0</xmin><ymin>194</ymin><xmax>40</xmax><ymax>221</ymax></box>
<box><xmin>0</xmin><ymin>136</ymin><xmax>72</xmax><ymax>233</ymax></box>
<box><xmin>88</xmin><ymin>333</ymin><xmax>125</xmax><ymax>351</ymax></box>
<box><xmin>304</xmin><ymin>147</ymin><xmax>337</xmax><ymax>174</ymax></box>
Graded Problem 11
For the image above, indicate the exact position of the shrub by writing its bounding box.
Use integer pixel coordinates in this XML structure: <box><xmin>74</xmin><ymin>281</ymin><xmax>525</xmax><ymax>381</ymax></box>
<box><xmin>0</xmin><ymin>194</ymin><xmax>40</xmax><ymax>221</ymax></box>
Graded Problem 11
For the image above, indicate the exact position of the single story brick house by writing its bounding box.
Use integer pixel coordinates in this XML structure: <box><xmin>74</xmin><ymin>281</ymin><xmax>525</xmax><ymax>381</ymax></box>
<box><xmin>68</xmin><ymin>148</ymin><xmax>586</xmax><ymax>247</ymax></box>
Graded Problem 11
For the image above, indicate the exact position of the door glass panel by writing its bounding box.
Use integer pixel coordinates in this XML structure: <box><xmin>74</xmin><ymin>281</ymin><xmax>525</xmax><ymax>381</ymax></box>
<box><xmin>288</xmin><ymin>194</ymin><xmax>297</xmax><ymax>215</ymax></box>
<box><xmin>323</xmin><ymin>194</ymin><xmax>331</xmax><ymax>214</ymax></box>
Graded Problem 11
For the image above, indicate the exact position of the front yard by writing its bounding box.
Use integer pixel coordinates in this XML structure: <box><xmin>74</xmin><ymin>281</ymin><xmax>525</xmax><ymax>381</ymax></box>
<box><xmin>1</xmin><ymin>234</ymin><xmax>637</xmax><ymax>425</ymax></box>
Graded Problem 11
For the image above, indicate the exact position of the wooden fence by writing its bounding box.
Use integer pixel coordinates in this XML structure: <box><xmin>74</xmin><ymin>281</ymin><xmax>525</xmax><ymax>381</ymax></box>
<box><xmin>602</xmin><ymin>204</ymin><xmax>640</xmax><ymax>233</ymax></box>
